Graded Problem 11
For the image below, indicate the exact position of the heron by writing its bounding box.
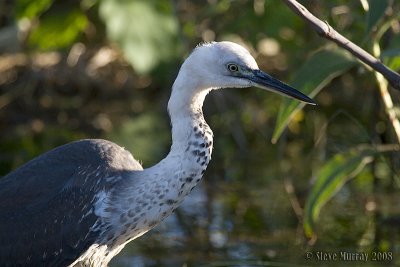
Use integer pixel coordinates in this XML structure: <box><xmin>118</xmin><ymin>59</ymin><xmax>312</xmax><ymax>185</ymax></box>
<box><xmin>0</xmin><ymin>41</ymin><xmax>315</xmax><ymax>266</ymax></box>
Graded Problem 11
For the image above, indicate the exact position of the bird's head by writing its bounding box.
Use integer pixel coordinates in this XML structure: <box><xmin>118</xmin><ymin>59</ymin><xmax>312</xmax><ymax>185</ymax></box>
<box><xmin>177</xmin><ymin>41</ymin><xmax>316</xmax><ymax>105</ymax></box>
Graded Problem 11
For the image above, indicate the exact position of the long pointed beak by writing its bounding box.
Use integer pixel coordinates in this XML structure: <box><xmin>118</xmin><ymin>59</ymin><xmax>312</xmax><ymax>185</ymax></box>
<box><xmin>249</xmin><ymin>69</ymin><xmax>316</xmax><ymax>105</ymax></box>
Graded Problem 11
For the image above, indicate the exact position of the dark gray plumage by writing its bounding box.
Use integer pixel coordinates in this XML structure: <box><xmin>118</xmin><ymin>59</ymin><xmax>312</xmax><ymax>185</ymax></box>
<box><xmin>0</xmin><ymin>139</ymin><xmax>142</xmax><ymax>266</ymax></box>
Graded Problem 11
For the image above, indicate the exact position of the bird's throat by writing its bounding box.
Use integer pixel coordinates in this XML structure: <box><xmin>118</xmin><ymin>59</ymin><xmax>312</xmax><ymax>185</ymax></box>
<box><xmin>161</xmin><ymin>92</ymin><xmax>214</xmax><ymax>204</ymax></box>
<box><xmin>97</xmin><ymin>88</ymin><xmax>215</xmax><ymax>261</ymax></box>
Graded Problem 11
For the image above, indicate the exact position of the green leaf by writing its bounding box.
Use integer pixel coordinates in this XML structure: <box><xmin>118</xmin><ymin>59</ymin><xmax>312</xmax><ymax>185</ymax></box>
<box><xmin>381</xmin><ymin>48</ymin><xmax>400</xmax><ymax>71</ymax></box>
<box><xmin>365</xmin><ymin>0</ymin><xmax>388</xmax><ymax>33</ymax></box>
<box><xmin>99</xmin><ymin>0</ymin><xmax>180</xmax><ymax>74</ymax></box>
<box><xmin>28</xmin><ymin>9</ymin><xmax>88</xmax><ymax>50</ymax></box>
<box><xmin>387</xmin><ymin>56</ymin><xmax>400</xmax><ymax>71</ymax></box>
<box><xmin>271</xmin><ymin>48</ymin><xmax>356</xmax><ymax>143</ymax></box>
<box><xmin>303</xmin><ymin>147</ymin><xmax>376</xmax><ymax>238</ymax></box>
<box><xmin>16</xmin><ymin>0</ymin><xmax>54</xmax><ymax>19</ymax></box>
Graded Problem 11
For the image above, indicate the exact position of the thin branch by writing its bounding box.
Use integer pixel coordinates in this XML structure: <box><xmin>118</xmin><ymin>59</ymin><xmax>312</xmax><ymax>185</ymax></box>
<box><xmin>373</xmin><ymin>57</ymin><xmax>400</xmax><ymax>142</ymax></box>
<box><xmin>283</xmin><ymin>0</ymin><xmax>400</xmax><ymax>90</ymax></box>
<box><xmin>371</xmin><ymin>33</ymin><xmax>400</xmax><ymax>143</ymax></box>
<box><xmin>283</xmin><ymin>177</ymin><xmax>303</xmax><ymax>220</ymax></box>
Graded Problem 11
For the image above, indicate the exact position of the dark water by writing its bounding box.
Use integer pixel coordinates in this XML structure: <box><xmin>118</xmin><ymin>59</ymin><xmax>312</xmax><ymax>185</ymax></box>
<box><xmin>109</xmin><ymin>172</ymin><xmax>399</xmax><ymax>267</ymax></box>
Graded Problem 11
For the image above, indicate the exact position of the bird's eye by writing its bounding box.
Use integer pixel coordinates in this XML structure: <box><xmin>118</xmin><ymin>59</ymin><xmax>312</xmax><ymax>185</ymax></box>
<box><xmin>227</xmin><ymin>63</ymin><xmax>239</xmax><ymax>72</ymax></box>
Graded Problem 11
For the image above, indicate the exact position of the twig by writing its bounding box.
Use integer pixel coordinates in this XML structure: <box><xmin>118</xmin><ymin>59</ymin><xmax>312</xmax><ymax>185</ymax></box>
<box><xmin>373</xmin><ymin>44</ymin><xmax>400</xmax><ymax>143</ymax></box>
<box><xmin>283</xmin><ymin>0</ymin><xmax>400</xmax><ymax>90</ymax></box>
<box><xmin>283</xmin><ymin>177</ymin><xmax>303</xmax><ymax>220</ymax></box>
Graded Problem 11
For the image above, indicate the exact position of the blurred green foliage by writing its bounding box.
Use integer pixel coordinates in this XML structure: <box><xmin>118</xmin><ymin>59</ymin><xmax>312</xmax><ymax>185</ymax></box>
<box><xmin>365</xmin><ymin>0</ymin><xmax>388</xmax><ymax>33</ymax></box>
<box><xmin>16</xmin><ymin>0</ymin><xmax>53</xmax><ymax>19</ymax></box>
<box><xmin>272</xmin><ymin>48</ymin><xmax>357</xmax><ymax>143</ymax></box>
<box><xmin>108</xmin><ymin>113</ymin><xmax>170</xmax><ymax>165</ymax></box>
<box><xmin>303</xmin><ymin>146</ymin><xmax>376</xmax><ymax>239</ymax></box>
<box><xmin>1</xmin><ymin>0</ymin><xmax>400</xmax><ymax>266</ymax></box>
<box><xmin>99</xmin><ymin>0</ymin><xmax>180</xmax><ymax>73</ymax></box>
<box><xmin>29</xmin><ymin>9</ymin><xmax>88</xmax><ymax>50</ymax></box>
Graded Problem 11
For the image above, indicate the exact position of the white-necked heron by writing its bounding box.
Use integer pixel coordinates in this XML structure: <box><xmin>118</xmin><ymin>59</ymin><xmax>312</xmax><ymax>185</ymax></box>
<box><xmin>0</xmin><ymin>41</ymin><xmax>315</xmax><ymax>266</ymax></box>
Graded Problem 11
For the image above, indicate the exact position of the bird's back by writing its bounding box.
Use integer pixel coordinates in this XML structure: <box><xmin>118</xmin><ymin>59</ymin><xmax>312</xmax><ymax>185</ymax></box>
<box><xmin>0</xmin><ymin>139</ymin><xmax>142</xmax><ymax>266</ymax></box>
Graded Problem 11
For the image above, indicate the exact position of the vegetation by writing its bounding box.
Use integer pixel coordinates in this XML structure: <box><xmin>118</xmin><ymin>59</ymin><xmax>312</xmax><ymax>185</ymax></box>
<box><xmin>1</xmin><ymin>0</ymin><xmax>399</xmax><ymax>266</ymax></box>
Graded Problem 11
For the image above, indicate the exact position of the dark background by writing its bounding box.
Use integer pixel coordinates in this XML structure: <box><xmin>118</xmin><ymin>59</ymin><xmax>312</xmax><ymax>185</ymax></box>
<box><xmin>1</xmin><ymin>0</ymin><xmax>399</xmax><ymax>266</ymax></box>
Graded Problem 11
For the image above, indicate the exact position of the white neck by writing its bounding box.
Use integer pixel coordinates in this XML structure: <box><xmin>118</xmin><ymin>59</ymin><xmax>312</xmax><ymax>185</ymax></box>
<box><xmin>91</xmin><ymin>66</ymin><xmax>215</xmax><ymax>265</ymax></box>
<box><xmin>157</xmin><ymin>70</ymin><xmax>214</xmax><ymax>178</ymax></box>
<box><xmin>140</xmin><ymin>67</ymin><xmax>215</xmax><ymax>216</ymax></box>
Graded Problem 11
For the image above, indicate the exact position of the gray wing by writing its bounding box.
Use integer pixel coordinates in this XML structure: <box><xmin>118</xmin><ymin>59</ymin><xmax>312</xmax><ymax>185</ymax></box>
<box><xmin>0</xmin><ymin>139</ymin><xmax>142</xmax><ymax>267</ymax></box>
